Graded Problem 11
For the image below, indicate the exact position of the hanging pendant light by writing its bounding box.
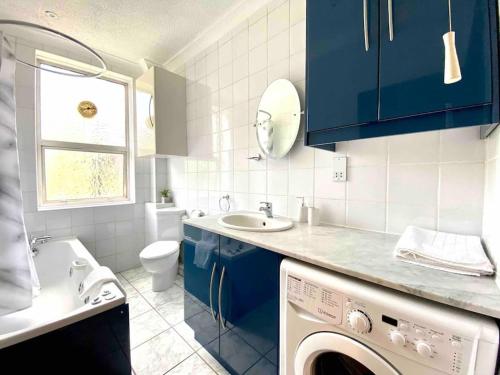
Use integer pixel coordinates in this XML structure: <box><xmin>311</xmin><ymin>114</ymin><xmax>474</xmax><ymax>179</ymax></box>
<box><xmin>443</xmin><ymin>0</ymin><xmax>462</xmax><ymax>84</ymax></box>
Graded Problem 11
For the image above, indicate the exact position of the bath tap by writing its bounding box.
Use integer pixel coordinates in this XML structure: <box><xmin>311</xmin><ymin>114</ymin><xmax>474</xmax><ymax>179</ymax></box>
<box><xmin>30</xmin><ymin>235</ymin><xmax>52</xmax><ymax>256</ymax></box>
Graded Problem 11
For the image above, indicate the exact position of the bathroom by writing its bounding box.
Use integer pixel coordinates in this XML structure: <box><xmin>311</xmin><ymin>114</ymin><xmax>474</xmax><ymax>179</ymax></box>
<box><xmin>0</xmin><ymin>0</ymin><xmax>500</xmax><ymax>374</ymax></box>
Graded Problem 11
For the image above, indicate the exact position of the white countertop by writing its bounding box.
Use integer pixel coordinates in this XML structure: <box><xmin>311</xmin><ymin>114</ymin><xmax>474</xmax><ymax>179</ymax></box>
<box><xmin>184</xmin><ymin>214</ymin><xmax>500</xmax><ymax>319</ymax></box>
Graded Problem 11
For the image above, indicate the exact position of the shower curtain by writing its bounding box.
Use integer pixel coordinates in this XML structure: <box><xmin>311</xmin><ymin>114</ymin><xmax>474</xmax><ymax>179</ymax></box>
<box><xmin>0</xmin><ymin>33</ymin><xmax>34</xmax><ymax>316</ymax></box>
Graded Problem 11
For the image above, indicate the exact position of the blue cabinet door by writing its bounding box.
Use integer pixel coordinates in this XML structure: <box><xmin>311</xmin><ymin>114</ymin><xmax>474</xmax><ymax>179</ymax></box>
<box><xmin>216</xmin><ymin>236</ymin><xmax>281</xmax><ymax>375</ymax></box>
<box><xmin>307</xmin><ymin>0</ymin><xmax>379</xmax><ymax>132</ymax></box>
<box><xmin>183</xmin><ymin>225</ymin><xmax>221</xmax><ymax>350</ymax></box>
<box><xmin>379</xmin><ymin>0</ymin><xmax>492</xmax><ymax>120</ymax></box>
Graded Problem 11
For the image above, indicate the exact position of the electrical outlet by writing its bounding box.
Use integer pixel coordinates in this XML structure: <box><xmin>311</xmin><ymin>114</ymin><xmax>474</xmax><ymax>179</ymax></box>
<box><xmin>333</xmin><ymin>156</ymin><xmax>347</xmax><ymax>182</ymax></box>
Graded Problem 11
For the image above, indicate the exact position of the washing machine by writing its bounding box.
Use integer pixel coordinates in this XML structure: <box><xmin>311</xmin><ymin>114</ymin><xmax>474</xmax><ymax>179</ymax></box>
<box><xmin>280</xmin><ymin>259</ymin><xmax>499</xmax><ymax>375</ymax></box>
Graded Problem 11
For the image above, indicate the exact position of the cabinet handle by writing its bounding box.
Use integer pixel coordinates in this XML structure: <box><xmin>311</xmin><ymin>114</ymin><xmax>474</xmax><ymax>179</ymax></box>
<box><xmin>363</xmin><ymin>0</ymin><xmax>369</xmax><ymax>51</ymax></box>
<box><xmin>218</xmin><ymin>266</ymin><xmax>227</xmax><ymax>329</ymax></box>
<box><xmin>209</xmin><ymin>262</ymin><xmax>217</xmax><ymax>321</ymax></box>
<box><xmin>388</xmin><ymin>0</ymin><xmax>394</xmax><ymax>41</ymax></box>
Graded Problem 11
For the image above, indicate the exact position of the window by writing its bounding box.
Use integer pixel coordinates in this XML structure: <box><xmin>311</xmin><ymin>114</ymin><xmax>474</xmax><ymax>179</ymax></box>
<box><xmin>36</xmin><ymin>51</ymin><xmax>135</xmax><ymax>209</ymax></box>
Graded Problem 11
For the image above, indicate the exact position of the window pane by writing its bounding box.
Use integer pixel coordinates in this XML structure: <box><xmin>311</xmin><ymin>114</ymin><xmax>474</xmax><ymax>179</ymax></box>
<box><xmin>44</xmin><ymin>149</ymin><xmax>125</xmax><ymax>202</ymax></box>
<box><xmin>40</xmin><ymin>64</ymin><xmax>126</xmax><ymax>146</ymax></box>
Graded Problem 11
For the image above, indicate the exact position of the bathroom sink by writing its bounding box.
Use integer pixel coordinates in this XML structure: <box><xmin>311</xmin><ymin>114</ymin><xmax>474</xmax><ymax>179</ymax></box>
<box><xmin>218</xmin><ymin>213</ymin><xmax>293</xmax><ymax>232</ymax></box>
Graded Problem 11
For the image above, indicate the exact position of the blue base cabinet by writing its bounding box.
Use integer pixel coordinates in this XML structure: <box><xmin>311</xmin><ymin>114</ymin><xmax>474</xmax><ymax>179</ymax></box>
<box><xmin>183</xmin><ymin>225</ymin><xmax>282</xmax><ymax>375</ymax></box>
<box><xmin>306</xmin><ymin>0</ymin><xmax>499</xmax><ymax>147</ymax></box>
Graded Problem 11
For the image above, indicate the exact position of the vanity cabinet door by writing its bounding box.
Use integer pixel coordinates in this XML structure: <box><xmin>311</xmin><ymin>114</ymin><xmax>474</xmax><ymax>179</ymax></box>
<box><xmin>378</xmin><ymin>0</ymin><xmax>492</xmax><ymax>120</ymax></box>
<box><xmin>183</xmin><ymin>225</ymin><xmax>221</xmax><ymax>350</ymax></box>
<box><xmin>216</xmin><ymin>236</ymin><xmax>282</xmax><ymax>374</ymax></box>
<box><xmin>306</xmin><ymin>0</ymin><xmax>379</xmax><ymax>132</ymax></box>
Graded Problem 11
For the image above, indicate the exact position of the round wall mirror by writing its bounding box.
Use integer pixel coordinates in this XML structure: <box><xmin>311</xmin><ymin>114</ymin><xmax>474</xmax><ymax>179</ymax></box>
<box><xmin>255</xmin><ymin>79</ymin><xmax>301</xmax><ymax>159</ymax></box>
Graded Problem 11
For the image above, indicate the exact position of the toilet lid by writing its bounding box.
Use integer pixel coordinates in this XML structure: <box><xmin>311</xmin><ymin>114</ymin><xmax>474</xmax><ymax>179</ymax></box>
<box><xmin>141</xmin><ymin>241</ymin><xmax>179</xmax><ymax>260</ymax></box>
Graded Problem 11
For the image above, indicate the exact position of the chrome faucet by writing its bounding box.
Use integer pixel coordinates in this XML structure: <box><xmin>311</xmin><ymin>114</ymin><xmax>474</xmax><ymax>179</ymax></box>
<box><xmin>259</xmin><ymin>202</ymin><xmax>273</xmax><ymax>218</ymax></box>
<box><xmin>30</xmin><ymin>235</ymin><xmax>51</xmax><ymax>256</ymax></box>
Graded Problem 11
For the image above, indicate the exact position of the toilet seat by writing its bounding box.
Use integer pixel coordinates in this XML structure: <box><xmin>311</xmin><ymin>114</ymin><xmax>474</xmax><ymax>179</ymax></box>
<box><xmin>140</xmin><ymin>241</ymin><xmax>179</xmax><ymax>260</ymax></box>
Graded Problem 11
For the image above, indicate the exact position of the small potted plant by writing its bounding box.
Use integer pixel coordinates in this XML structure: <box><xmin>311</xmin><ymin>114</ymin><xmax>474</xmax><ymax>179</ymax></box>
<box><xmin>160</xmin><ymin>188</ymin><xmax>171</xmax><ymax>204</ymax></box>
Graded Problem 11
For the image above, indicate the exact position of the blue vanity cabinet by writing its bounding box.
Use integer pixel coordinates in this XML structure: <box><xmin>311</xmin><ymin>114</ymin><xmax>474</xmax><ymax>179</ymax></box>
<box><xmin>306</xmin><ymin>0</ymin><xmax>379</xmax><ymax>132</ymax></box>
<box><xmin>217</xmin><ymin>236</ymin><xmax>282</xmax><ymax>374</ymax></box>
<box><xmin>183</xmin><ymin>225</ymin><xmax>282</xmax><ymax>374</ymax></box>
<box><xmin>305</xmin><ymin>0</ymin><xmax>499</xmax><ymax>147</ymax></box>
<box><xmin>378</xmin><ymin>0</ymin><xmax>492</xmax><ymax>120</ymax></box>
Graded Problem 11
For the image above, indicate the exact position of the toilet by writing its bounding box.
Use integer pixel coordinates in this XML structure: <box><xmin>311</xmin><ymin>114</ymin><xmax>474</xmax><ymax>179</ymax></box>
<box><xmin>140</xmin><ymin>204</ymin><xmax>186</xmax><ymax>292</ymax></box>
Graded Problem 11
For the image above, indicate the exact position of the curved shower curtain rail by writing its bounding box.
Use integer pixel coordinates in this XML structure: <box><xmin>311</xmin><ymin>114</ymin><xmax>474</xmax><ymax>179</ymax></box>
<box><xmin>0</xmin><ymin>20</ymin><xmax>107</xmax><ymax>78</ymax></box>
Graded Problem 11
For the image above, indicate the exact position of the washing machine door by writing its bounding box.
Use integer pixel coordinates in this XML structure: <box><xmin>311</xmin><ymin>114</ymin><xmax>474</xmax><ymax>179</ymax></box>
<box><xmin>295</xmin><ymin>332</ymin><xmax>399</xmax><ymax>375</ymax></box>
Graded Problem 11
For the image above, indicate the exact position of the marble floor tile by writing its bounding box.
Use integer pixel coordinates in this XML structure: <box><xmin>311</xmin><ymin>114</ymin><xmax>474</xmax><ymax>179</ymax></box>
<box><xmin>130</xmin><ymin>309</ymin><xmax>169</xmax><ymax>349</ymax></box>
<box><xmin>245</xmin><ymin>357</ymin><xmax>277</xmax><ymax>375</ymax></box>
<box><xmin>174</xmin><ymin>274</ymin><xmax>184</xmax><ymax>288</ymax></box>
<box><xmin>122</xmin><ymin>266</ymin><xmax>149</xmax><ymax>282</ymax></box>
<box><xmin>141</xmin><ymin>284</ymin><xmax>184</xmax><ymax>308</ymax></box>
<box><xmin>132</xmin><ymin>328</ymin><xmax>194</xmax><ymax>375</ymax></box>
<box><xmin>127</xmin><ymin>293</ymin><xmax>153</xmax><ymax>319</ymax></box>
<box><xmin>179</xmin><ymin>310</ymin><xmax>219</xmax><ymax>348</ymax></box>
<box><xmin>156</xmin><ymin>291</ymin><xmax>204</xmax><ymax>325</ymax></box>
<box><xmin>166</xmin><ymin>353</ymin><xmax>215</xmax><ymax>374</ymax></box>
<box><xmin>197</xmin><ymin>347</ymin><xmax>230</xmax><ymax>375</ymax></box>
<box><xmin>129</xmin><ymin>274</ymin><xmax>153</xmax><ymax>293</ymax></box>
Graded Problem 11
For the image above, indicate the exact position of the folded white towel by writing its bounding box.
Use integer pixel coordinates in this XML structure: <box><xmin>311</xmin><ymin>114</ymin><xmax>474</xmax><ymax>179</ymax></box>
<box><xmin>79</xmin><ymin>266</ymin><xmax>126</xmax><ymax>302</ymax></box>
<box><xmin>394</xmin><ymin>226</ymin><xmax>495</xmax><ymax>276</ymax></box>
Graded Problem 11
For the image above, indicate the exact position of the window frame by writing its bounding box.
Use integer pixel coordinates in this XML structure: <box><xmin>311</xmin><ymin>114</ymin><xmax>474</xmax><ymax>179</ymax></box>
<box><xmin>35</xmin><ymin>51</ymin><xmax>136</xmax><ymax>210</ymax></box>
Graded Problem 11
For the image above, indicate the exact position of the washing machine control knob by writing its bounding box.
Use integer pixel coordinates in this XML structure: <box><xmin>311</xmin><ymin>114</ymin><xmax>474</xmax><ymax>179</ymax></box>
<box><xmin>416</xmin><ymin>341</ymin><xmax>432</xmax><ymax>358</ymax></box>
<box><xmin>347</xmin><ymin>310</ymin><xmax>371</xmax><ymax>334</ymax></box>
<box><xmin>390</xmin><ymin>331</ymin><xmax>406</xmax><ymax>346</ymax></box>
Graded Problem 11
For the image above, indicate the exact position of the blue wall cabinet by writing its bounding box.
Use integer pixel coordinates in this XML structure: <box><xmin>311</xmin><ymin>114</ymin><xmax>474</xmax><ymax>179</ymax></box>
<box><xmin>307</xmin><ymin>0</ymin><xmax>379</xmax><ymax>132</ymax></box>
<box><xmin>306</xmin><ymin>0</ymin><xmax>499</xmax><ymax>147</ymax></box>
<box><xmin>183</xmin><ymin>225</ymin><xmax>282</xmax><ymax>375</ymax></box>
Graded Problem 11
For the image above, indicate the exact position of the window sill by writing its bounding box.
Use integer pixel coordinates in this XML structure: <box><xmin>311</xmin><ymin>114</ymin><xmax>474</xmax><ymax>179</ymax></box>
<box><xmin>37</xmin><ymin>199</ymin><xmax>136</xmax><ymax>212</ymax></box>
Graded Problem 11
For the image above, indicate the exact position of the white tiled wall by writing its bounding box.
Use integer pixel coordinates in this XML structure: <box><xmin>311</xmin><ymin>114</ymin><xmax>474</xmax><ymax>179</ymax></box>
<box><xmin>11</xmin><ymin>35</ymin><xmax>147</xmax><ymax>272</ymax></box>
<box><xmin>167</xmin><ymin>0</ymin><xmax>486</xmax><ymax>236</ymax></box>
<box><xmin>483</xmin><ymin>127</ymin><xmax>500</xmax><ymax>276</ymax></box>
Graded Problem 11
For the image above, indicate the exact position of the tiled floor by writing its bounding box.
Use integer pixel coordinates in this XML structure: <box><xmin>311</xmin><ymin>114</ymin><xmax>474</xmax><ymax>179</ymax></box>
<box><xmin>117</xmin><ymin>267</ymin><xmax>229</xmax><ymax>375</ymax></box>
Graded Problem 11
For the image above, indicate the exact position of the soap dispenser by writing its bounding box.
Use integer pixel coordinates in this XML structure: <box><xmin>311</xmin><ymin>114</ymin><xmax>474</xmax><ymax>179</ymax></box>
<box><xmin>296</xmin><ymin>197</ymin><xmax>307</xmax><ymax>223</ymax></box>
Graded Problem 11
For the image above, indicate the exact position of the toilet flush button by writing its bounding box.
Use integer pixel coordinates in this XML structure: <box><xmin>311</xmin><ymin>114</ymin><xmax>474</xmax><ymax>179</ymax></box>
<box><xmin>399</xmin><ymin>323</ymin><xmax>408</xmax><ymax>331</ymax></box>
<box><xmin>415</xmin><ymin>329</ymin><xmax>424</xmax><ymax>336</ymax></box>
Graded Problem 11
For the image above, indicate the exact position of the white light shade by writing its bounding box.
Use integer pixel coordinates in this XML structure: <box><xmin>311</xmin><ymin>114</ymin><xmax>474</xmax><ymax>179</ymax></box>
<box><xmin>443</xmin><ymin>31</ymin><xmax>462</xmax><ymax>84</ymax></box>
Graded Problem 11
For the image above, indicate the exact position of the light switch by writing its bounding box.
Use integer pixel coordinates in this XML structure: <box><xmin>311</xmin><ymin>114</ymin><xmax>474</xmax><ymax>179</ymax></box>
<box><xmin>333</xmin><ymin>156</ymin><xmax>347</xmax><ymax>182</ymax></box>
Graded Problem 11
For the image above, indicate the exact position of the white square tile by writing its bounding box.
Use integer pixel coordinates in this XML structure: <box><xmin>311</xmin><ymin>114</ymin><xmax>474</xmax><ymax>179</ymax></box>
<box><xmin>290</xmin><ymin>145</ymin><xmax>314</xmax><ymax>169</ymax></box>
<box><xmin>268</xmin><ymin>1</ymin><xmax>289</xmax><ymax>38</ymax></box>
<box><xmin>233</xmin><ymin>28</ymin><xmax>249</xmax><ymax>58</ymax></box>
<box><xmin>249</xmin><ymin>170</ymin><xmax>267</xmax><ymax>194</ymax></box>
<box><xmin>45</xmin><ymin>211</ymin><xmax>71</xmax><ymax>230</ymax></box>
<box><xmin>387</xmin><ymin>203</ymin><xmax>437</xmax><ymax>234</ymax></box>
<box><xmin>220</xmin><ymin>171</ymin><xmax>234</xmax><ymax>191</ymax></box>
<box><xmin>249</xmin><ymin>16</ymin><xmax>267</xmax><ymax>50</ymax></box>
<box><xmin>268</xmin><ymin>194</ymin><xmax>288</xmax><ymax>216</ymax></box>
<box><xmin>438</xmin><ymin>163</ymin><xmax>484</xmax><ymax>235</ymax></box>
<box><xmin>249</xmin><ymin>69</ymin><xmax>268</xmax><ymax>99</ymax></box>
<box><xmin>249</xmin><ymin>44</ymin><xmax>268</xmax><ymax>74</ymax></box>
<box><xmin>267</xmin><ymin>170</ymin><xmax>288</xmax><ymax>195</ymax></box>
<box><xmin>220</xmin><ymin>150</ymin><xmax>234</xmax><ymax>171</ymax></box>
<box><xmin>220</xmin><ymin>129</ymin><xmax>234</xmax><ymax>151</ymax></box>
<box><xmin>233</xmin><ymin>126</ymin><xmax>249</xmax><ymax>150</ymax></box>
<box><xmin>346</xmin><ymin>201</ymin><xmax>386</xmax><ymax>232</ymax></box>
<box><xmin>234</xmin><ymin>171</ymin><xmax>249</xmax><ymax>193</ymax></box>
<box><xmin>314</xmin><ymin>168</ymin><xmax>346</xmax><ymax>200</ymax></box>
<box><xmin>290</xmin><ymin>0</ymin><xmax>306</xmax><ymax>25</ymax></box>
<box><xmin>206</xmin><ymin>49</ymin><xmax>218</xmax><ymax>74</ymax></box>
<box><xmin>347</xmin><ymin>138</ymin><xmax>388</xmax><ymax>167</ymax></box>
<box><xmin>347</xmin><ymin>166</ymin><xmax>387</xmax><ymax>202</ymax></box>
<box><xmin>316</xmin><ymin>198</ymin><xmax>346</xmax><ymax>226</ymax></box>
<box><xmin>248</xmin><ymin>193</ymin><xmax>267</xmax><ymax>210</ymax></box>
<box><xmin>234</xmin><ymin>149</ymin><xmax>249</xmax><ymax>171</ymax></box>
<box><xmin>440</xmin><ymin>127</ymin><xmax>485</xmax><ymax>163</ymax></box>
<box><xmin>388</xmin><ymin>131</ymin><xmax>440</xmax><ymax>164</ymax></box>
<box><xmin>290</xmin><ymin>51</ymin><xmax>305</xmax><ymax>82</ymax></box>
<box><xmin>290</xmin><ymin>19</ymin><xmax>305</xmax><ymax>55</ymax></box>
<box><xmin>268</xmin><ymin>58</ymin><xmax>290</xmax><ymax>82</ymax></box>
<box><xmin>233</xmin><ymin>54</ymin><xmax>249</xmax><ymax>82</ymax></box>
<box><xmin>233</xmin><ymin>102</ymin><xmax>249</xmax><ymax>127</ymax></box>
<box><xmin>219</xmin><ymin>40</ymin><xmax>233</xmax><ymax>67</ymax></box>
<box><xmin>96</xmin><ymin>237</ymin><xmax>116</xmax><ymax>257</ymax></box>
<box><xmin>95</xmin><ymin>222</ymin><xmax>115</xmax><ymax>240</ymax></box>
<box><xmin>388</xmin><ymin>164</ymin><xmax>438</xmax><ymax>206</ymax></box>
<box><xmin>219</xmin><ymin>64</ymin><xmax>233</xmax><ymax>88</ymax></box>
<box><xmin>289</xmin><ymin>168</ymin><xmax>314</xmax><ymax>197</ymax></box>
<box><xmin>220</xmin><ymin>108</ymin><xmax>233</xmax><ymax>130</ymax></box>
<box><xmin>233</xmin><ymin>78</ymin><xmax>249</xmax><ymax>104</ymax></box>
<box><xmin>219</xmin><ymin>85</ymin><xmax>233</xmax><ymax>110</ymax></box>
<box><xmin>268</xmin><ymin>30</ymin><xmax>289</xmax><ymax>66</ymax></box>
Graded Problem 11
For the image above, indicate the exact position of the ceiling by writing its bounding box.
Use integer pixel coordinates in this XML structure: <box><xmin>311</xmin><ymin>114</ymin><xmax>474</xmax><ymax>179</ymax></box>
<box><xmin>0</xmin><ymin>0</ymin><xmax>241</xmax><ymax>65</ymax></box>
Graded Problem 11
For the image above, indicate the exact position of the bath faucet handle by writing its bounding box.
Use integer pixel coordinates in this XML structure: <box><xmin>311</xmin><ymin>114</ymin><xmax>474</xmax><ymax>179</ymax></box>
<box><xmin>30</xmin><ymin>235</ymin><xmax>52</xmax><ymax>245</ymax></box>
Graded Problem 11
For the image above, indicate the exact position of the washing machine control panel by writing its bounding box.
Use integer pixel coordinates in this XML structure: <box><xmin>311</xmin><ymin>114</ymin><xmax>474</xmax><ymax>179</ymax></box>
<box><xmin>287</xmin><ymin>273</ymin><xmax>477</xmax><ymax>375</ymax></box>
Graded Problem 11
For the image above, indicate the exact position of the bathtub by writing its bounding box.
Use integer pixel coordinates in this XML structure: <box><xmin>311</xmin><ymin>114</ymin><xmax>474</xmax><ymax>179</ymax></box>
<box><xmin>0</xmin><ymin>237</ymin><xmax>126</xmax><ymax>349</ymax></box>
